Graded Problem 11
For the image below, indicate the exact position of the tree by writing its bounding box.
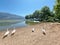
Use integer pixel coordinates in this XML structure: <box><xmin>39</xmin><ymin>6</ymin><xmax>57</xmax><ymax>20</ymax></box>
<box><xmin>40</xmin><ymin>6</ymin><xmax>52</xmax><ymax>21</ymax></box>
<box><xmin>54</xmin><ymin>0</ymin><xmax>60</xmax><ymax>20</ymax></box>
<box><xmin>25</xmin><ymin>15</ymin><xmax>31</xmax><ymax>19</ymax></box>
<box><xmin>33</xmin><ymin>10</ymin><xmax>40</xmax><ymax>19</ymax></box>
<box><xmin>25</xmin><ymin>6</ymin><xmax>55</xmax><ymax>22</ymax></box>
<box><xmin>25</xmin><ymin>14</ymin><xmax>33</xmax><ymax>19</ymax></box>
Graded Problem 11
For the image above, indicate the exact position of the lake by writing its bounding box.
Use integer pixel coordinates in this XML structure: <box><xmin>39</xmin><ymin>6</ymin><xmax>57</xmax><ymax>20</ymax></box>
<box><xmin>0</xmin><ymin>20</ymin><xmax>40</xmax><ymax>31</ymax></box>
<box><xmin>0</xmin><ymin>21</ymin><xmax>27</xmax><ymax>31</ymax></box>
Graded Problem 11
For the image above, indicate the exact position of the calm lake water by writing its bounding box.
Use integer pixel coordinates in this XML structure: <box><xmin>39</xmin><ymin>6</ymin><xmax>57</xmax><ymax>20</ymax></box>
<box><xmin>0</xmin><ymin>21</ymin><xmax>27</xmax><ymax>31</ymax></box>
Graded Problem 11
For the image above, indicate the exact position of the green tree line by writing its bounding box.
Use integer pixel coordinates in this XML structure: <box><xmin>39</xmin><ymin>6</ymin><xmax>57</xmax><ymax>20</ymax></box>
<box><xmin>25</xmin><ymin>0</ymin><xmax>60</xmax><ymax>22</ymax></box>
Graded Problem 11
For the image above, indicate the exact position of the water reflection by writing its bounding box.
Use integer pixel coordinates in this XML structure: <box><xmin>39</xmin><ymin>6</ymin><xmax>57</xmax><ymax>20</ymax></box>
<box><xmin>0</xmin><ymin>20</ymin><xmax>39</xmax><ymax>31</ymax></box>
<box><xmin>0</xmin><ymin>21</ymin><xmax>27</xmax><ymax>31</ymax></box>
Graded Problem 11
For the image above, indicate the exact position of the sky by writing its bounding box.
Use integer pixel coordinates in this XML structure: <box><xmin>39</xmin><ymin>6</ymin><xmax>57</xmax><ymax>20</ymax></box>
<box><xmin>0</xmin><ymin>0</ymin><xmax>55</xmax><ymax>17</ymax></box>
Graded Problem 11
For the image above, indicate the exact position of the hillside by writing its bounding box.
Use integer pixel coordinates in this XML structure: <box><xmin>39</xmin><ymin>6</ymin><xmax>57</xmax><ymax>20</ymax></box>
<box><xmin>0</xmin><ymin>12</ymin><xmax>24</xmax><ymax>20</ymax></box>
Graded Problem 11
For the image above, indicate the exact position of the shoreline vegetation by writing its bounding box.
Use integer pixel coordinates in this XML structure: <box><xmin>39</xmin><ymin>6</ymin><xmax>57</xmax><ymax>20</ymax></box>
<box><xmin>25</xmin><ymin>0</ymin><xmax>60</xmax><ymax>23</ymax></box>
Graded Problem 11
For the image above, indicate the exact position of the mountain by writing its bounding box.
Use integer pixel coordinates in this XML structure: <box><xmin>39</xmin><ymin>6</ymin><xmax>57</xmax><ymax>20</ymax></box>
<box><xmin>0</xmin><ymin>12</ymin><xmax>24</xmax><ymax>20</ymax></box>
